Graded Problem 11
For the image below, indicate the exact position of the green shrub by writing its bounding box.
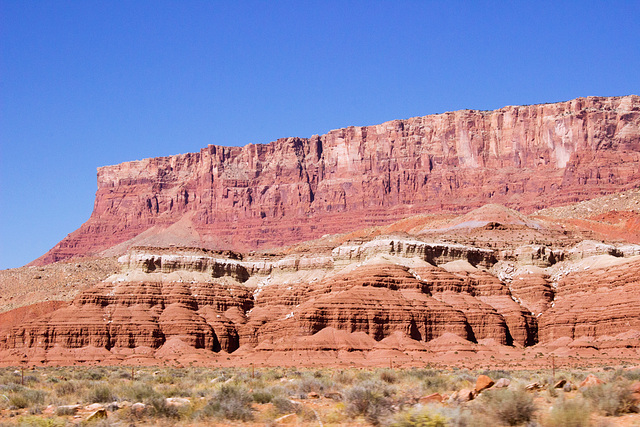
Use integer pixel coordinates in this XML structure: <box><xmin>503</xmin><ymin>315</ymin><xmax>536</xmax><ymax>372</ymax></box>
<box><xmin>390</xmin><ymin>406</ymin><xmax>448</xmax><ymax>427</ymax></box>
<box><xmin>15</xmin><ymin>415</ymin><xmax>66</xmax><ymax>427</ymax></box>
<box><xmin>122</xmin><ymin>382</ymin><xmax>161</xmax><ymax>402</ymax></box>
<box><xmin>479</xmin><ymin>388</ymin><xmax>536</xmax><ymax>426</ymax></box>
<box><xmin>8</xmin><ymin>387</ymin><xmax>46</xmax><ymax>409</ymax></box>
<box><xmin>422</xmin><ymin>375</ymin><xmax>452</xmax><ymax>393</ymax></box>
<box><xmin>252</xmin><ymin>389</ymin><xmax>274</xmax><ymax>404</ymax></box>
<box><xmin>404</xmin><ymin>369</ymin><xmax>440</xmax><ymax>380</ymax></box>
<box><xmin>582</xmin><ymin>382</ymin><xmax>635</xmax><ymax>416</ymax></box>
<box><xmin>85</xmin><ymin>383</ymin><xmax>115</xmax><ymax>403</ymax></box>
<box><xmin>544</xmin><ymin>395</ymin><xmax>591</xmax><ymax>427</ymax></box>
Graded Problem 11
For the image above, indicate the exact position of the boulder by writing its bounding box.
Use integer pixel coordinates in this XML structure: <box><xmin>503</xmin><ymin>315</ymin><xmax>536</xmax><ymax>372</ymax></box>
<box><xmin>494</xmin><ymin>378</ymin><xmax>511</xmax><ymax>388</ymax></box>
<box><xmin>525</xmin><ymin>382</ymin><xmax>542</xmax><ymax>391</ymax></box>
<box><xmin>579</xmin><ymin>375</ymin><xmax>605</xmax><ymax>388</ymax></box>
<box><xmin>131</xmin><ymin>402</ymin><xmax>147</xmax><ymax>415</ymax></box>
<box><xmin>418</xmin><ymin>393</ymin><xmax>444</xmax><ymax>404</ymax></box>
<box><xmin>449</xmin><ymin>389</ymin><xmax>474</xmax><ymax>403</ymax></box>
<box><xmin>554</xmin><ymin>379</ymin><xmax>567</xmax><ymax>389</ymax></box>
<box><xmin>86</xmin><ymin>408</ymin><xmax>107</xmax><ymax>422</ymax></box>
<box><xmin>84</xmin><ymin>403</ymin><xmax>104</xmax><ymax>411</ymax></box>
<box><xmin>166</xmin><ymin>397</ymin><xmax>191</xmax><ymax>407</ymax></box>
<box><xmin>475</xmin><ymin>375</ymin><xmax>495</xmax><ymax>393</ymax></box>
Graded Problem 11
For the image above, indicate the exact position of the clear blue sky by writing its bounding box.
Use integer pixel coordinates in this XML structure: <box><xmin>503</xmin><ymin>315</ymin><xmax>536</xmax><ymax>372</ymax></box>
<box><xmin>1</xmin><ymin>1</ymin><xmax>639</xmax><ymax>269</ymax></box>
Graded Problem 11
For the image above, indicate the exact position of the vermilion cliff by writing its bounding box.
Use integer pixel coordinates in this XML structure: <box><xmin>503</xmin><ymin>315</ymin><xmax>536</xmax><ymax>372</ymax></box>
<box><xmin>35</xmin><ymin>95</ymin><xmax>640</xmax><ymax>265</ymax></box>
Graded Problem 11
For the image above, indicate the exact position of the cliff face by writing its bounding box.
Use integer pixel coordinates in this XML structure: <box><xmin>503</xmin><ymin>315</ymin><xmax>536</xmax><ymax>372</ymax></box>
<box><xmin>36</xmin><ymin>95</ymin><xmax>640</xmax><ymax>265</ymax></box>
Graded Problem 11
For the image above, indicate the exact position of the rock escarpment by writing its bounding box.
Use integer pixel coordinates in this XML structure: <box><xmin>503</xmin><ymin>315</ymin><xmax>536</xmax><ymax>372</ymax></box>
<box><xmin>35</xmin><ymin>95</ymin><xmax>640</xmax><ymax>265</ymax></box>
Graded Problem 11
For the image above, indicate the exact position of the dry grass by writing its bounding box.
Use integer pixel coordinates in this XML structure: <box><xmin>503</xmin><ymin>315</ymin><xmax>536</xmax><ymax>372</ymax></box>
<box><xmin>0</xmin><ymin>366</ymin><xmax>637</xmax><ymax>426</ymax></box>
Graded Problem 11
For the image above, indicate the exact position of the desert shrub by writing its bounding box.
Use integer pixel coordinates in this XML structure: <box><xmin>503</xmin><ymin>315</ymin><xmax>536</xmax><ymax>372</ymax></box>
<box><xmin>156</xmin><ymin>383</ymin><xmax>195</xmax><ymax>398</ymax></box>
<box><xmin>115</xmin><ymin>368</ymin><xmax>133</xmax><ymax>379</ymax></box>
<box><xmin>201</xmin><ymin>383</ymin><xmax>253</xmax><ymax>421</ymax></box>
<box><xmin>567</xmin><ymin>371</ymin><xmax>588</xmax><ymax>384</ymax></box>
<box><xmin>544</xmin><ymin>395</ymin><xmax>591</xmax><ymax>427</ymax></box>
<box><xmin>547</xmin><ymin>382</ymin><xmax>559</xmax><ymax>398</ymax></box>
<box><xmin>345</xmin><ymin>380</ymin><xmax>394</xmax><ymax>426</ymax></box>
<box><xmin>22</xmin><ymin>374</ymin><xmax>39</xmax><ymax>385</ymax></box>
<box><xmin>15</xmin><ymin>415</ymin><xmax>67</xmax><ymax>427</ymax></box>
<box><xmin>422</xmin><ymin>375</ymin><xmax>452</xmax><ymax>393</ymax></box>
<box><xmin>0</xmin><ymin>371</ymin><xmax>22</xmax><ymax>385</ymax></box>
<box><xmin>56</xmin><ymin>405</ymin><xmax>78</xmax><ymax>416</ymax></box>
<box><xmin>272</xmin><ymin>395</ymin><xmax>297</xmax><ymax>414</ymax></box>
<box><xmin>479</xmin><ymin>387</ymin><xmax>536</xmax><ymax>426</ymax></box>
<box><xmin>296</xmin><ymin>376</ymin><xmax>327</xmax><ymax>394</ymax></box>
<box><xmin>441</xmin><ymin>406</ymin><xmax>493</xmax><ymax>427</ymax></box>
<box><xmin>479</xmin><ymin>369</ymin><xmax>511</xmax><ymax>380</ymax></box>
<box><xmin>74</xmin><ymin>368</ymin><xmax>106</xmax><ymax>381</ymax></box>
<box><xmin>85</xmin><ymin>383</ymin><xmax>115</xmax><ymax>403</ymax></box>
<box><xmin>379</xmin><ymin>369</ymin><xmax>399</xmax><ymax>384</ymax></box>
<box><xmin>389</xmin><ymin>406</ymin><xmax>448</xmax><ymax>427</ymax></box>
<box><xmin>298</xmin><ymin>404</ymin><xmax>320</xmax><ymax>422</ymax></box>
<box><xmin>582</xmin><ymin>382</ymin><xmax>635</xmax><ymax>416</ymax></box>
<box><xmin>404</xmin><ymin>368</ymin><xmax>440</xmax><ymax>381</ymax></box>
<box><xmin>252</xmin><ymin>389</ymin><xmax>274</xmax><ymax>404</ymax></box>
<box><xmin>334</xmin><ymin>369</ymin><xmax>357</xmax><ymax>385</ymax></box>
<box><xmin>263</xmin><ymin>368</ymin><xmax>285</xmax><ymax>381</ymax></box>
<box><xmin>122</xmin><ymin>382</ymin><xmax>161</xmax><ymax>402</ymax></box>
<box><xmin>620</xmin><ymin>369</ymin><xmax>640</xmax><ymax>381</ymax></box>
<box><xmin>148</xmin><ymin>395</ymin><xmax>180</xmax><ymax>418</ymax></box>
<box><xmin>54</xmin><ymin>380</ymin><xmax>79</xmax><ymax>397</ymax></box>
<box><xmin>8</xmin><ymin>387</ymin><xmax>47</xmax><ymax>409</ymax></box>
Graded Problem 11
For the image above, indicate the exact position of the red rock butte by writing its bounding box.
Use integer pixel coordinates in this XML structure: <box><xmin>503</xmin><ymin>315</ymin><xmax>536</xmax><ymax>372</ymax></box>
<box><xmin>3</xmin><ymin>95</ymin><xmax>640</xmax><ymax>368</ymax></box>
<box><xmin>34</xmin><ymin>95</ymin><xmax>640</xmax><ymax>265</ymax></box>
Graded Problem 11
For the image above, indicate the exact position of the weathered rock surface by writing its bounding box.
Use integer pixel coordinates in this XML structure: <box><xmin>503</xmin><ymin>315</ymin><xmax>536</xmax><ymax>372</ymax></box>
<box><xmin>1</xmin><ymin>279</ymin><xmax>253</xmax><ymax>354</ymax></box>
<box><xmin>3</xmin><ymin>205</ymin><xmax>640</xmax><ymax>366</ymax></box>
<box><xmin>6</xmin><ymin>95</ymin><xmax>640</xmax><ymax>368</ymax></box>
<box><xmin>34</xmin><ymin>95</ymin><xmax>640</xmax><ymax>265</ymax></box>
<box><xmin>538</xmin><ymin>257</ymin><xmax>640</xmax><ymax>343</ymax></box>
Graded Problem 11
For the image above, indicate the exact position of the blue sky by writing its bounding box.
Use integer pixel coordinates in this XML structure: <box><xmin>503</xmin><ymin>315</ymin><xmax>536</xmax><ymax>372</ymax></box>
<box><xmin>1</xmin><ymin>1</ymin><xmax>639</xmax><ymax>269</ymax></box>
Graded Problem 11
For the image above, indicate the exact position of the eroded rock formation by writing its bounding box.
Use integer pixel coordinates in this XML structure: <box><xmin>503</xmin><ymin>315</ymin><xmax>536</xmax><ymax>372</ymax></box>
<box><xmin>35</xmin><ymin>95</ymin><xmax>640</xmax><ymax>265</ymax></box>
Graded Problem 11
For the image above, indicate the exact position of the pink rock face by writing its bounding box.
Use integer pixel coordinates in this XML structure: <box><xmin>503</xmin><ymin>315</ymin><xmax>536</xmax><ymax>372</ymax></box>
<box><xmin>34</xmin><ymin>95</ymin><xmax>640</xmax><ymax>265</ymax></box>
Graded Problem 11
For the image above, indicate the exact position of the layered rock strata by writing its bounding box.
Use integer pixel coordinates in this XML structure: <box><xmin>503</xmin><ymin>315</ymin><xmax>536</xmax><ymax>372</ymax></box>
<box><xmin>538</xmin><ymin>257</ymin><xmax>640</xmax><ymax>342</ymax></box>
<box><xmin>35</xmin><ymin>95</ymin><xmax>640</xmax><ymax>265</ymax></box>
<box><xmin>2</xmin><ymin>246</ymin><xmax>538</xmax><ymax>358</ymax></box>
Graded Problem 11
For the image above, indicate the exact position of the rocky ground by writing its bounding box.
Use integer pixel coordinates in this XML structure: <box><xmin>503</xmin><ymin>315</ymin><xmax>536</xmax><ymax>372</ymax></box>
<box><xmin>0</xmin><ymin>366</ymin><xmax>639</xmax><ymax>426</ymax></box>
<box><xmin>0</xmin><ymin>257</ymin><xmax>118</xmax><ymax>313</ymax></box>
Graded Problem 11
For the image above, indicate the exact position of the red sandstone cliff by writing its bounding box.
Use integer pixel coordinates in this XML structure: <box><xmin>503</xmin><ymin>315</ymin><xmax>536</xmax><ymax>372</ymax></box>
<box><xmin>34</xmin><ymin>95</ymin><xmax>640</xmax><ymax>265</ymax></box>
